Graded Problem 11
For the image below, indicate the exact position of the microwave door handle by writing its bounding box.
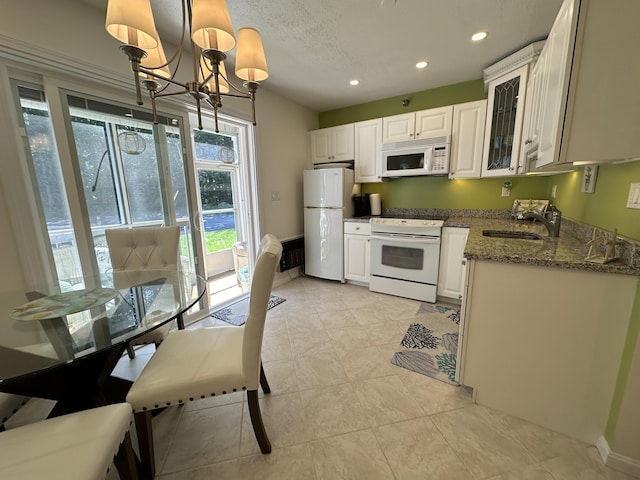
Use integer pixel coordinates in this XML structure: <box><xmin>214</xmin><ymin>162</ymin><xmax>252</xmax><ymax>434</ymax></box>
<box><xmin>424</xmin><ymin>146</ymin><xmax>433</xmax><ymax>172</ymax></box>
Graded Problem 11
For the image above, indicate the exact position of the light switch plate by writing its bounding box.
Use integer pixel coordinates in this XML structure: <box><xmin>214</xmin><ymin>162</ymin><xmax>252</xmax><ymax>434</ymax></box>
<box><xmin>627</xmin><ymin>183</ymin><xmax>640</xmax><ymax>209</ymax></box>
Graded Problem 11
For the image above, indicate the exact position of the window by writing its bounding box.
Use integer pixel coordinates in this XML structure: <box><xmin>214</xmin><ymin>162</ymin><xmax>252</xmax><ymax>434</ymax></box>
<box><xmin>16</xmin><ymin>84</ymin><xmax>197</xmax><ymax>292</ymax></box>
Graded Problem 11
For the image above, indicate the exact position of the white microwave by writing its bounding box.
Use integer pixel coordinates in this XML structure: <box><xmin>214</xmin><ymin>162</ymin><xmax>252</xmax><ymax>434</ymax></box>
<box><xmin>382</xmin><ymin>136</ymin><xmax>450</xmax><ymax>177</ymax></box>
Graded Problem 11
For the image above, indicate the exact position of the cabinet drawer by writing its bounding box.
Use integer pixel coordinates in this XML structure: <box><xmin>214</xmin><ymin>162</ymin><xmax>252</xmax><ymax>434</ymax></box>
<box><xmin>344</xmin><ymin>222</ymin><xmax>371</xmax><ymax>235</ymax></box>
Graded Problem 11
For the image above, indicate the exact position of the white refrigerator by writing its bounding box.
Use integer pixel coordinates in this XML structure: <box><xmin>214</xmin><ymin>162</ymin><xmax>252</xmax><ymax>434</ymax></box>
<box><xmin>303</xmin><ymin>168</ymin><xmax>354</xmax><ymax>281</ymax></box>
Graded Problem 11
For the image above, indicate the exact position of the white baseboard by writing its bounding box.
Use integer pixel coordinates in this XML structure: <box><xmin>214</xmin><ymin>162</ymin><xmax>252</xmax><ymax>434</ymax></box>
<box><xmin>273</xmin><ymin>267</ymin><xmax>301</xmax><ymax>287</ymax></box>
<box><xmin>597</xmin><ymin>436</ymin><xmax>640</xmax><ymax>478</ymax></box>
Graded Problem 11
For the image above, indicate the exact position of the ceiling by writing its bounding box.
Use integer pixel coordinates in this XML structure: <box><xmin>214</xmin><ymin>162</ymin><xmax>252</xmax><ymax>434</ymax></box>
<box><xmin>82</xmin><ymin>0</ymin><xmax>563</xmax><ymax>112</ymax></box>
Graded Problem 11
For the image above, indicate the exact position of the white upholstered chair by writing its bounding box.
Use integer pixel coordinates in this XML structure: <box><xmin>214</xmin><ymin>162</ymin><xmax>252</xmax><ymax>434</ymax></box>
<box><xmin>105</xmin><ymin>225</ymin><xmax>181</xmax><ymax>359</ymax></box>
<box><xmin>0</xmin><ymin>403</ymin><xmax>137</xmax><ymax>480</ymax></box>
<box><xmin>126</xmin><ymin>234</ymin><xmax>282</xmax><ymax>478</ymax></box>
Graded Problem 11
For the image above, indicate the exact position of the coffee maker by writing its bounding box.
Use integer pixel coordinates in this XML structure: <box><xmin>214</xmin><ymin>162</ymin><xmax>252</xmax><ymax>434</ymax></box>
<box><xmin>352</xmin><ymin>193</ymin><xmax>371</xmax><ymax>217</ymax></box>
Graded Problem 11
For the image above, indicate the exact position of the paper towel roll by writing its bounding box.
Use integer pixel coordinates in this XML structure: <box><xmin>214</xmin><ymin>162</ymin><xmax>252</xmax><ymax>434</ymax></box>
<box><xmin>370</xmin><ymin>193</ymin><xmax>381</xmax><ymax>216</ymax></box>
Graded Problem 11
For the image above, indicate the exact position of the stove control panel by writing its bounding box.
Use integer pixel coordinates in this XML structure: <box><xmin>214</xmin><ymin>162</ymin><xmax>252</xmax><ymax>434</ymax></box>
<box><xmin>370</xmin><ymin>217</ymin><xmax>444</xmax><ymax>228</ymax></box>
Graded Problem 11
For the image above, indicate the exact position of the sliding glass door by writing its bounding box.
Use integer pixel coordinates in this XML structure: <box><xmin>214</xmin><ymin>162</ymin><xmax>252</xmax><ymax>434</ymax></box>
<box><xmin>14</xmin><ymin>82</ymin><xmax>202</xmax><ymax>317</ymax></box>
<box><xmin>64</xmin><ymin>94</ymin><xmax>195</xmax><ymax>283</ymax></box>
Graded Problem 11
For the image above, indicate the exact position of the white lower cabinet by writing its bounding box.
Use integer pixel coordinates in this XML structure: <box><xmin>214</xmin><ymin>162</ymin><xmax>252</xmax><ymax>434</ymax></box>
<box><xmin>437</xmin><ymin>227</ymin><xmax>469</xmax><ymax>300</ymax></box>
<box><xmin>460</xmin><ymin>259</ymin><xmax>637</xmax><ymax>444</ymax></box>
<box><xmin>344</xmin><ymin>222</ymin><xmax>371</xmax><ymax>284</ymax></box>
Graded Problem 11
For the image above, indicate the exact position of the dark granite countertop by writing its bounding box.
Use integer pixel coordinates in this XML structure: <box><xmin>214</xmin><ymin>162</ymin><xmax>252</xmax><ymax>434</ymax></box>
<box><xmin>446</xmin><ymin>217</ymin><xmax>640</xmax><ymax>276</ymax></box>
<box><xmin>345</xmin><ymin>209</ymin><xmax>640</xmax><ymax>276</ymax></box>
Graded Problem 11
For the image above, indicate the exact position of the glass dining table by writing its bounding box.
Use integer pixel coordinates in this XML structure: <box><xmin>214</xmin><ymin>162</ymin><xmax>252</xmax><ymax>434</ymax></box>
<box><xmin>0</xmin><ymin>269</ymin><xmax>207</xmax><ymax>417</ymax></box>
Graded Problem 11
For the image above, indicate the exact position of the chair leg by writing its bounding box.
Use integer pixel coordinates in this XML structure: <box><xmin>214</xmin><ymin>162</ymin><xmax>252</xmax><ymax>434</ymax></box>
<box><xmin>247</xmin><ymin>390</ymin><xmax>271</xmax><ymax>454</ymax></box>
<box><xmin>259</xmin><ymin>361</ymin><xmax>271</xmax><ymax>394</ymax></box>
<box><xmin>127</xmin><ymin>345</ymin><xmax>136</xmax><ymax>359</ymax></box>
<box><xmin>113</xmin><ymin>431</ymin><xmax>139</xmax><ymax>480</ymax></box>
<box><xmin>133</xmin><ymin>411</ymin><xmax>155</xmax><ymax>479</ymax></box>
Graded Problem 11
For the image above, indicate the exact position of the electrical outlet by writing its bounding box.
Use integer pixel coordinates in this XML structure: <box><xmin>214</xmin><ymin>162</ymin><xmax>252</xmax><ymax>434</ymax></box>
<box><xmin>551</xmin><ymin>185</ymin><xmax>557</xmax><ymax>198</ymax></box>
<box><xmin>627</xmin><ymin>183</ymin><xmax>640</xmax><ymax>209</ymax></box>
<box><xmin>271</xmin><ymin>191</ymin><xmax>281</xmax><ymax>201</ymax></box>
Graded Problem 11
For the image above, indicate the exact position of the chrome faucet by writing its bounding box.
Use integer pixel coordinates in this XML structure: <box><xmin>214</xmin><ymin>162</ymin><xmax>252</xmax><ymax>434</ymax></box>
<box><xmin>522</xmin><ymin>209</ymin><xmax>562</xmax><ymax>237</ymax></box>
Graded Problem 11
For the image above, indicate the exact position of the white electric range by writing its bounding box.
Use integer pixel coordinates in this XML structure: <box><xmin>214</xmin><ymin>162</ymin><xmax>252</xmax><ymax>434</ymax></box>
<box><xmin>369</xmin><ymin>217</ymin><xmax>444</xmax><ymax>302</ymax></box>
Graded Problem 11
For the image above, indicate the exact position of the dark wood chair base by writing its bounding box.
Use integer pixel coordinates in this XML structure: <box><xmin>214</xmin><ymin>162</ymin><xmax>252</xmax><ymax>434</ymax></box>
<box><xmin>259</xmin><ymin>362</ymin><xmax>271</xmax><ymax>394</ymax></box>
<box><xmin>247</xmin><ymin>390</ymin><xmax>271</xmax><ymax>454</ymax></box>
<box><xmin>133</xmin><ymin>411</ymin><xmax>155</xmax><ymax>480</ymax></box>
<box><xmin>113</xmin><ymin>431</ymin><xmax>139</xmax><ymax>480</ymax></box>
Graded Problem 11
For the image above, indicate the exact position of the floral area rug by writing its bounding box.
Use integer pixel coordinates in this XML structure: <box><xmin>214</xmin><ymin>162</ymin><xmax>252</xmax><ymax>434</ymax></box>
<box><xmin>210</xmin><ymin>295</ymin><xmax>286</xmax><ymax>326</ymax></box>
<box><xmin>391</xmin><ymin>303</ymin><xmax>461</xmax><ymax>385</ymax></box>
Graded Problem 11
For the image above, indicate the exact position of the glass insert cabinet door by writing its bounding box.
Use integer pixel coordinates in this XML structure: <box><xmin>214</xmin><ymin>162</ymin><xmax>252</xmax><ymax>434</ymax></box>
<box><xmin>481</xmin><ymin>65</ymin><xmax>528</xmax><ymax>177</ymax></box>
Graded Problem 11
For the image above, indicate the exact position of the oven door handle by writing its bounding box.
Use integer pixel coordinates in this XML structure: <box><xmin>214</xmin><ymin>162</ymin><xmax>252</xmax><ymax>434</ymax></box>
<box><xmin>371</xmin><ymin>234</ymin><xmax>440</xmax><ymax>244</ymax></box>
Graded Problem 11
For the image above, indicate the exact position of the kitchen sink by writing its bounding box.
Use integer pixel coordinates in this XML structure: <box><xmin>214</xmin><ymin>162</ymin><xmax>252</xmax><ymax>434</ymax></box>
<box><xmin>482</xmin><ymin>230</ymin><xmax>543</xmax><ymax>240</ymax></box>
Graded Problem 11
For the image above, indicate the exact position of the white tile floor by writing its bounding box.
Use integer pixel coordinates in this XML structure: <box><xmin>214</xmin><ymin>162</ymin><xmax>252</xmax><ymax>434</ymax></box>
<box><xmin>110</xmin><ymin>275</ymin><xmax>633</xmax><ymax>479</ymax></box>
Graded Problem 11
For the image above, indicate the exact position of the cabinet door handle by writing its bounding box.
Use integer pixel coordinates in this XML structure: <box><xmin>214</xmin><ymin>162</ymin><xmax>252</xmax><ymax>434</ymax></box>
<box><xmin>461</xmin><ymin>259</ymin><xmax>466</xmax><ymax>266</ymax></box>
<box><xmin>525</xmin><ymin>139</ymin><xmax>532</xmax><ymax>145</ymax></box>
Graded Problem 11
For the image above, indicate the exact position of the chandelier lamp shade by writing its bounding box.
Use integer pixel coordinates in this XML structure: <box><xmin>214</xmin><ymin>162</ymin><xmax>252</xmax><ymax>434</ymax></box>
<box><xmin>105</xmin><ymin>0</ymin><xmax>269</xmax><ymax>132</ymax></box>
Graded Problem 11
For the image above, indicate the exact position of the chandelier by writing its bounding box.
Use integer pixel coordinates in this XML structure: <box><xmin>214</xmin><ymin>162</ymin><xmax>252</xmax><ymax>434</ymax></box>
<box><xmin>105</xmin><ymin>0</ymin><xmax>268</xmax><ymax>132</ymax></box>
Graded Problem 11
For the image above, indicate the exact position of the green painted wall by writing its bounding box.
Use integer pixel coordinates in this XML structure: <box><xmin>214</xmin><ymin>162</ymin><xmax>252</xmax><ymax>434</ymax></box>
<box><xmin>319</xmin><ymin>79</ymin><xmax>486</xmax><ymax>128</ymax></box>
<box><xmin>549</xmin><ymin>161</ymin><xmax>640</xmax><ymax>241</ymax></box>
<box><xmin>361</xmin><ymin>176</ymin><xmax>550</xmax><ymax>210</ymax></box>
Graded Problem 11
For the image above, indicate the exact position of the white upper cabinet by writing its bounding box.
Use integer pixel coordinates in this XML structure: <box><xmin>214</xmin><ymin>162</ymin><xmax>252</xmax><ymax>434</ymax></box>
<box><xmin>534</xmin><ymin>0</ymin><xmax>576</xmax><ymax>168</ymax></box>
<box><xmin>481</xmin><ymin>42</ymin><xmax>543</xmax><ymax>177</ymax></box>
<box><xmin>531</xmin><ymin>0</ymin><xmax>640</xmax><ymax>169</ymax></box>
<box><xmin>309</xmin><ymin>124</ymin><xmax>355</xmax><ymax>164</ymax></box>
<box><xmin>520</xmin><ymin>49</ymin><xmax>546</xmax><ymax>169</ymax></box>
<box><xmin>354</xmin><ymin>119</ymin><xmax>383</xmax><ymax>183</ymax></box>
<box><xmin>382</xmin><ymin>106</ymin><xmax>453</xmax><ymax>144</ymax></box>
<box><xmin>382</xmin><ymin>113</ymin><xmax>414</xmax><ymax>143</ymax></box>
<box><xmin>449</xmin><ymin>100</ymin><xmax>487</xmax><ymax>179</ymax></box>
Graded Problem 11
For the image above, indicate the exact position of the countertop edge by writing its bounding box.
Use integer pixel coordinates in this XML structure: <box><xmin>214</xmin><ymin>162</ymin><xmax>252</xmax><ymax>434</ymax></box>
<box><xmin>344</xmin><ymin>215</ymin><xmax>640</xmax><ymax>276</ymax></box>
<box><xmin>451</xmin><ymin>217</ymin><xmax>640</xmax><ymax>277</ymax></box>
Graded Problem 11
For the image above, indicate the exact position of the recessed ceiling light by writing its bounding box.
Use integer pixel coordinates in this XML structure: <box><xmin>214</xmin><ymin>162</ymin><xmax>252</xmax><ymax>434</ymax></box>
<box><xmin>349</xmin><ymin>79</ymin><xmax>360</xmax><ymax>86</ymax></box>
<box><xmin>472</xmin><ymin>31</ymin><xmax>488</xmax><ymax>42</ymax></box>
<box><xmin>416</xmin><ymin>61</ymin><xmax>428</xmax><ymax>69</ymax></box>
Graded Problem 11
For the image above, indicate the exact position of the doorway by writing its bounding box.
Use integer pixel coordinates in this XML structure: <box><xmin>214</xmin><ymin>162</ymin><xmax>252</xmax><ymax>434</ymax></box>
<box><xmin>197</xmin><ymin>167</ymin><xmax>240</xmax><ymax>277</ymax></box>
<box><xmin>190</xmin><ymin>118</ymin><xmax>256</xmax><ymax>307</ymax></box>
